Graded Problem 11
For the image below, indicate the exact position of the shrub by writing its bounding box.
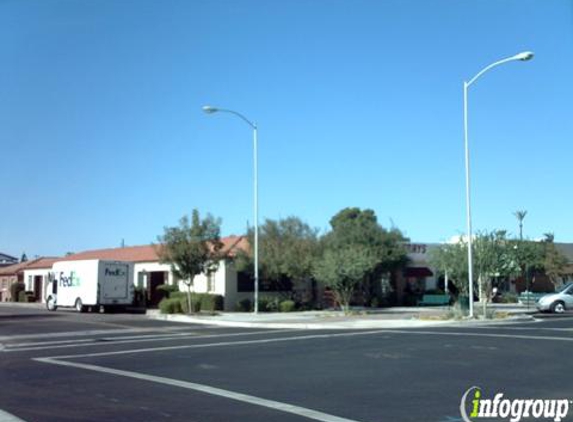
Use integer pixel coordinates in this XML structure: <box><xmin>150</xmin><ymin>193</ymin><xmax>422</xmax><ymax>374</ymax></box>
<box><xmin>10</xmin><ymin>283</ymin><xmax>25</xmax><ymax>302</ymax></box>
<box><xmin>157</xmin><ymin>284</ymin><xmax>180</xmax><ymax>298</ymax></box>
<box><xmin>200</xmin><ymin>294</ymin><xmax>224</xmax><ymax>312</ymax></box>
<box><xmin>159</xmin><ymin>298</ymin><xmax>182</xmax><ymax>314</ymax></box>
<box><xmin>498</xmin><ymin>293</ymin><xmax>518</xmax><ymax>304</ymax></box>
<box><xmin>279</xmin><ymin>300</ymin><xmax>296</xmax><ymax>312</ymax></box>
<box><xmin>258</xmin><ymin>296</ymin><xmax>280</xmax><ymax>312</ymax></box>
<box><xmin>18</xmin><ymin>290</ymin><xmax>28</xmax><ymax>302</ymax></box>
<box><xmin>179</xmin><ymin>294</ymin><xmax>201</xmax><ymax>314</ymax></box>
<box><xmin>236</xmin><ymin>298</ymin><xmax>252</xmax><ymax>312</ymax></box>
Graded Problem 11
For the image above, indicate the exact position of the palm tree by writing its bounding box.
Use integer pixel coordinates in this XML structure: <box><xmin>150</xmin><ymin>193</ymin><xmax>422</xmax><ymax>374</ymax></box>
<box><xmin>543</xmin><ymin>232</ymin><xmax>555</xmax><ymax>243</ymax></box>
<box><xmin>513</xmin><ymin>210</ymin><xmax>528</xmax><ymax>240</ymax></box>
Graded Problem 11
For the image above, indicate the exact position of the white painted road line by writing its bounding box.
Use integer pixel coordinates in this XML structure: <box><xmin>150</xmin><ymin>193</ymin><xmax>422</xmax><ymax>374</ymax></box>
<box><xmin>26</xmin><ymin>326</ymin><xmax>573</xmax><ymax>359</ymax></box>
<box><xmin>38</xmin><ymin>330</ymin><xmax>391</xmax><ymax>360</ymax></box>
<box><xmin>3</xmin><ymin>329</ymin><xmax>300</xmax><ymax>353</ymax></box>
<box><xmin>35</xmin><ymin>357</ymin><xmax>363</xmax><ymax>422</ymax></box>
<box><xmin>0</xmin><ymin>409</ymin><xmax>26</xmax><ymax>422</ymax></box>
<box><xmin>0</xmin><ymin>326</ymin><xmax>196</xmax><ymax>342</ymax></box>
<box><xmin>381</xmin><ymin>329</ymin><xmax>573</xmax><ymax>342</ymax></box>
<box><xmin>4</xmin><ymin>332</ymin><xmax>201</xmax><ymax>349</ymax></box>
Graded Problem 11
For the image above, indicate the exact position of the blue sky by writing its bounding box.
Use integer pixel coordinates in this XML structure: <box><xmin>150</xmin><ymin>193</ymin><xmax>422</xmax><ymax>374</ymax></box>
<box><xmin>1</xmin><ymin>0</ymin><xmax>572</xmax><ymax>258</ymax></box>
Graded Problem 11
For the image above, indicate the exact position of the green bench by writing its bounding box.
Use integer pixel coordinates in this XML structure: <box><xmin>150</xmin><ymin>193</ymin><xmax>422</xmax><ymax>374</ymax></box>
<box><xmin>418</xmin><ymin>294</ymin><xmax>451</xmax><ymax>306</ymax></box>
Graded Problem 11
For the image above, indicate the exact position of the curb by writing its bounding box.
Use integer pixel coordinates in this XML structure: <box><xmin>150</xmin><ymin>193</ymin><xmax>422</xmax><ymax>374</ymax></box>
<box><xmin>148</xmin><ymin>312</ymin><xmax>533</xmax><ymax>330</ymax></box>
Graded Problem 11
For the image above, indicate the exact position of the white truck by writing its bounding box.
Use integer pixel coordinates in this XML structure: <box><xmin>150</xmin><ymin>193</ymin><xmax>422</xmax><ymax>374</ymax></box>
<box><xmin>45</xmin><ymin>260</ymin><xmax>134</xmax><ymax>312</ymax></box>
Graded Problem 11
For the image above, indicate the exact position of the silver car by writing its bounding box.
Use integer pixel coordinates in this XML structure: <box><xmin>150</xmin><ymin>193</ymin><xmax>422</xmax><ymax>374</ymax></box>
<box><xmin>536</xmin><ymin>283</ymin><xmax>573</xmax><ymax>313</ymax></box>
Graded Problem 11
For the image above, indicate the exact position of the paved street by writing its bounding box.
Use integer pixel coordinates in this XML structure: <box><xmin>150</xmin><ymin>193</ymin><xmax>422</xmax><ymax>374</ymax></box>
<box><xmin>1</xmin><ymin>305</ymin><xmax>573</xmax><ymax>422</ymax></box>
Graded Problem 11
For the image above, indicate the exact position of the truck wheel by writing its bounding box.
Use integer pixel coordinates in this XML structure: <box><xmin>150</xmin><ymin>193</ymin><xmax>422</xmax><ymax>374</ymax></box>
<box><xmin>75</xmin><ymin>298</ymin><xmax>85</xmax><ymax>313</ymax></box>
<box><xmin>46</xmin><ymin>296</ymin><xmax>57</xmax><ymax>311</ymax></box>
<box><xmin>551</xmin><ymin>301</ymin><xmax>565</xmax><ymax>314</ymax></box>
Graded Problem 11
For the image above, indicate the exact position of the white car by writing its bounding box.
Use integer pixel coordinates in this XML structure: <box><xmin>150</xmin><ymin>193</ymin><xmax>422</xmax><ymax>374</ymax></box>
<box><xmin>536</xmin><ymin>283</ymin><xmax>573</xmax><ymax>314</ymax></box>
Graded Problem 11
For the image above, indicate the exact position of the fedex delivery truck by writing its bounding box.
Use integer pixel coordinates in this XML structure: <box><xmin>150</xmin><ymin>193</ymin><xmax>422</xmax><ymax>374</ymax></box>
<box><xmin>46</xmin><ymin>260</ymin><xmax>134</xmax><ymax>312</ymax></box>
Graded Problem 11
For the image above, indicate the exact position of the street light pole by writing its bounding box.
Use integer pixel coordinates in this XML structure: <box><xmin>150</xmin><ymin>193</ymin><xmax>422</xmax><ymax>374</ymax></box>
<box><xmin>463</xmin><ymin>51</ymin><xmax>533</xmax><ymax>319</ymax></box>
<box><xmin>202</xmin><ymin>105</ymin><xmax>260</xmax><ymax>314</ymax></box>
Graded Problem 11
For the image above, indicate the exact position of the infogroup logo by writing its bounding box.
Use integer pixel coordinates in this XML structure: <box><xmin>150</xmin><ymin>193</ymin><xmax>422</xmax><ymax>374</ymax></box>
<box><xmin>460</xmin><ymin>387</ymin><xmax>570</xmax><ymax>422</ymax></box>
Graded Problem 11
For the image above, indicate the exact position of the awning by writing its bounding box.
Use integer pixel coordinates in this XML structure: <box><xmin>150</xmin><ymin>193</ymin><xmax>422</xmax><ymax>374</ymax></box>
<box><xmin>405</xmin><ymin>267</ymin><xmax>433</xmax><ymax>278</ymax></box>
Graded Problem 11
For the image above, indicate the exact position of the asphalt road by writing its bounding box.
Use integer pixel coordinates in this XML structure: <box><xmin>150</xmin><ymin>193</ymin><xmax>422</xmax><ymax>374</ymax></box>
<box><xmin>1</xmin><ymin>305</ymin><xmax>573</xmax><ymax>422</ymax></box>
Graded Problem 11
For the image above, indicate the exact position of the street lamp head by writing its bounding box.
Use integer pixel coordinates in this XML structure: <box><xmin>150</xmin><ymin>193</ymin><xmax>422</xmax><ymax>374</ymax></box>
<box><xmin>513</xmin><ymin>51</ymin><xmax>534</xmax><ymax>61</ymax></box>
<box><xmin>202</xmin><ymin>105</ymin><xmax>219</xmax><ymax>114</ymax></box>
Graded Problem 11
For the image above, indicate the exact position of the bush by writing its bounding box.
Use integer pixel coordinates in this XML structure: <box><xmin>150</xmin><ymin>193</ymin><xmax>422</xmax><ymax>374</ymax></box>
<box><xmin>279</xmin><ymin>300</ymin><xmax>296</xmax><ymax>312</ymax></box>
<box><xmin>236</xmin><ymin>298</ymin><xmax>252</xmax><ymax>312</ymax></box>
<box><xmin>200</xmin><ymin>294</ymin><xmax>224</xmax><ymax>312</ymax></box>
<box><xmin>258</xmin><ymin>296</ymin><xmax>280</xmax><ymax>312</ymax></box>
<box><xmin>10</xmin><ymin>283</ymin><xmax>25</xmax><ymax>302</ymax></box>
<box><xmin>176</xmin><ymin>293</ymin><xmax>223</xmax><ymax>313</ymax></box>
<box><xmin>157</xmin><ymin>284</ymin><xmax>180</xmax><ymax>298</ymax></box>
<box><xmin>18</xmin><ymin>290</ymin><xmax>26</xmax><ymax>302</ymax></box>
<box><xmin>497</xmin><ymin>293</ymin><xmax>518</xmax><ymax>304</ymax></box>
<box><xmin>179</xmin><ymin>294</ymin><xmax>201</xmax><ymax>314</ymax></box>
<box><xmin>159</xmin><ymin>298</ymin><xmax>182</xmax><ymax>314</ymax></box>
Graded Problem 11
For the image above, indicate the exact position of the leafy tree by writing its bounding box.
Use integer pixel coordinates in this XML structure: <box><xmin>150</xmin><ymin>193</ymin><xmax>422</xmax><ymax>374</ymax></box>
<box><xmin>428</xmin><ymin>240</ymin><xmax>469</xmax><ymax>295</ymax></box>
<box><xmin>156</xmin><ymin>210</ymin><xmax>223</xmax><ymax>313</ymax></box>
<box><xmin>473</xmin><ymin>231</ymin><xmax>521</xmax><ymax>315</ymax></box>
<box><xmin>235</xmin><ymin>216</ymin><xmax>321</xmax><ymax>299</ymax></box>
<box><xmin>431</xmin><ymin>230</ymin><xmax>570</xmax><ymax>316</ymax></box>
<box><xmin>313</xmin><ymin>208</ymin><xmax>408</xmax><ymax>311</ymax></box>
<box><xmin>313</xmin><ymin>245</ymin><xmax>379</xmax><ymax>312</ymax></box>
<box><xmin>541</xmin><ymin>234</ymin><xmax>569</xmax><ymax>286</ymax></box>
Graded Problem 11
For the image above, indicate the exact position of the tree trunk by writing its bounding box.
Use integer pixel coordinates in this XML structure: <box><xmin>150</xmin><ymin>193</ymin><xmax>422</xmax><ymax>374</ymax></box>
<box><xmin>186</xmin><ymin>283</ymin><xmax>193</xmax><ymax>314</ymax></box>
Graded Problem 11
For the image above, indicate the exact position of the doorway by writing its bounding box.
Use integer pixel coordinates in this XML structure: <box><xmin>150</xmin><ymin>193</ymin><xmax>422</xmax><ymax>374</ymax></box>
<box><xmin>147</xmin><ymin>271</ymin><xmax>167</xmax><ymax>307</ymax></box>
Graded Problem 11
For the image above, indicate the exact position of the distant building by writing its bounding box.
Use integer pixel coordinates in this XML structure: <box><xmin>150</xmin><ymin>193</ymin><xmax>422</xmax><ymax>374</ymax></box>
<box><xmin>0</xmin><ymin>258</ymin><xmax>57</xmax><ymax>301</ymax></box>
<box><xmin>0</xmin><ymin>253</ymin><xmax>18</xmax><ymax>268</ymax></box>
<box><xmin>26</xmin><ymin>236</ymin><xmax>251</xmax><ymax>310</ymax></box>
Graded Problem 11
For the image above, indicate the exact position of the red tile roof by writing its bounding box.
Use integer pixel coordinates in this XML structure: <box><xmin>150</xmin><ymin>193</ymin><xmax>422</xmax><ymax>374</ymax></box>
<box><xmin>25</xmin><ymin>257</ymin><xmax>61</xmax><ymax>270</ymax></box>
<box><xmin>60</xmin><ymin>236</ymin><xmax>248</xmax><ymax>264</ymax></box>
<box><xmin>0</xmin><ymin>257</ymin><xmax>58</xmax><ymax>275</ymax></box>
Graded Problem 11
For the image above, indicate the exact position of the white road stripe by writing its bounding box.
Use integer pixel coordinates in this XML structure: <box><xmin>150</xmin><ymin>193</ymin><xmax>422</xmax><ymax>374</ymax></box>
<box><xmin>35</xmin><ymin>357</ymin><xmax>362</xmax><ymax>422</ymax></box>
<box><xmin>31</xmin><ymin>327</ymin><xmax>573</xmax><ymax>359</ymax></box>
<box><xmin>6</xmin><ymin>332</ymin><xmax>200</xmax><ymax>348</ymax></box>
<box><xmin>36</xmin><ymin>330</ymin><xmax>390</xmax><ymax>359</ymax></box>
<box><xmin>0</xmin><ymin>326</ymin><xmax>195</xmax><ymax>342</ymax></box>
<box><xmin>379</xmin><ymin>329</ymin><xmax>573</xmax><ymax>342</ymax></box>
<box><xmin>0</xmin><ymin>409</ymin><xmax>26</xmax><ymax>422</ymax></box>
<box><xmin>4</xmin><ymin>329</ymin><xmax>300</xmax><ymax>353</ymax></box>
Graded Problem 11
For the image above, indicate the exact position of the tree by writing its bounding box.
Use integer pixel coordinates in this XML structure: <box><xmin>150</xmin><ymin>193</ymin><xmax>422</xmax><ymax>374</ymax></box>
<box><xmin>20</xmin><ymin>253</ymin><xmax>28</xmax><ymax>263</ymax></box>
<box><xmin>235</xmin><ymin>217</ymin><xmax>321</xmax><ymax>300</ymax></box>
<box><xmin>313</xmin><ymin>245</ymin><xmax>379</xmax><ymax>312</ymax></box>
<box><xmin>541</xmin><ymin>234</ymin><xmax>569</xmax><ymax>286</ymax></box>
<box><xmin>313</xmin><ymin>208</ymin><xmax>408</xmax><ymax>311</ymax></box>
<box><xmin>428</xmin><ymin>240</ymin><xmax>468</xmax><ymax>295</ymax></box>
<box><xmin>473</xmin><ymin>231</ymin><xmax>521</xmax><ymax>315</ymax></box>
<box><xmin>513</xmin><ymin>210</ymin><xmax>527</xmax><ymax>240</ymax></box>
<box><xmin>430</xmin><ymin>231</ymin><xmax>521</xmax><ymax>315</ymax></box>
<box><xmin>156</xmin><ymin>210</ymin><xmax>223</xmax><ymax>313</ymax></box>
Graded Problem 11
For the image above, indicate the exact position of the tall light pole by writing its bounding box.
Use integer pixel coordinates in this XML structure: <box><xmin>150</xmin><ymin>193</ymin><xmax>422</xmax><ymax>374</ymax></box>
<box><xmin>203</xmin><ymin>105</ymin><xmax>260</xmax><ymax>314</ymax></box>
<box><xmin>463</xmin><ymin>51</ymin><xmax>534</xmax><ymax>318</ymax></box>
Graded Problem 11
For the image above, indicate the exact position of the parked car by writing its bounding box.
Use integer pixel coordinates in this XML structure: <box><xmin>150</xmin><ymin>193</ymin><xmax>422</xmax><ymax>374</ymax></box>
<box><xmin>536</xmin><ymin>283</ymin><xmax>573</xmax><ymax>314</ymax></box>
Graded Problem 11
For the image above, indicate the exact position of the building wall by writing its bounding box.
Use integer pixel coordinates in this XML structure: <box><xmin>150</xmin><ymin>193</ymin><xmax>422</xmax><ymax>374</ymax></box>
<box><xmin>0</xmin><ymin>275</ymin><xmax>17</xmax><ymax>301</ymax></box>
<box><xmin>23</xmin><ymin>269</ymin><xmax>51</xmax><ymax>302</ymax></box>
<box><xmin>133</xmin><ymin>260</ymin><xmax>234</xmax><ymax>309</ymax></box>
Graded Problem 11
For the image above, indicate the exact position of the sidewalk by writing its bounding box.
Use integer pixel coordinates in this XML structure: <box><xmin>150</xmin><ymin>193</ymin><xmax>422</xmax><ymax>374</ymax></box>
<box><xmin>147</xmin><ymin>304</ymin><xmax>537</xmax><ymax>330</ymax></box>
